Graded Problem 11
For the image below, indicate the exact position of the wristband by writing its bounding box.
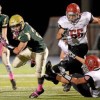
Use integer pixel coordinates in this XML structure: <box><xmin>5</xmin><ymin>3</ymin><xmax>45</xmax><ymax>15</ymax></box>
<box><xmin>59</xmin><ymin>66</ymin><xmax>72</xmax><ymax>81</ymax></box>
<box><xmin>6</xmin><ymin>44</ymin><xmax>15</xmax><ymax>51</ymax></box>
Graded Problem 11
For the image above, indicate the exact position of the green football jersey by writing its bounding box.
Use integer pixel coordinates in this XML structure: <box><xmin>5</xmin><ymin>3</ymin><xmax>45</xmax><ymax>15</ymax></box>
<box><xmin>0</xmin><ymin>14</ymin><xmax>9</xmax><ymax>34</ymax></box>
<box><xmin>17</xmin><ymin>22</ymin><xmax>46</xmax><ymax>53</ymax></box>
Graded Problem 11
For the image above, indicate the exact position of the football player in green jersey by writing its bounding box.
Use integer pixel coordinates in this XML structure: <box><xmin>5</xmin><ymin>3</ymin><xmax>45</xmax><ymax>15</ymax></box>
<box><xmin>8</xmin><ymin>14</ymin><xmax>49</xmax><ymax>98</ymax></box>
<box><xmin>0</xmin><ymin>5</ymin><xmax>16</xmax><ymax>90</ymax></box>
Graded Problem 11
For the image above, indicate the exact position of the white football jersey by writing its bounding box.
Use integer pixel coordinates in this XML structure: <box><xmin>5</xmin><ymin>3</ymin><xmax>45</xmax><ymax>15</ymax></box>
<box><xmin>58</xmin><ymin>12</ymin><xmax>93</xmax><ymax>46</ymax></box>
<box><xmin>85</xmin><ymin>69</ymin><xmax>100</xmax><ymax>97</ymax></box>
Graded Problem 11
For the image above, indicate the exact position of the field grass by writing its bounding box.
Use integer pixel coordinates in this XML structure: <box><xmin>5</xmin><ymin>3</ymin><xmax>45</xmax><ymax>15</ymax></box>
<box><xmin>0</xmin><ymin>63</ymin><xmax>99</xmax><ymax>100</ymax></box>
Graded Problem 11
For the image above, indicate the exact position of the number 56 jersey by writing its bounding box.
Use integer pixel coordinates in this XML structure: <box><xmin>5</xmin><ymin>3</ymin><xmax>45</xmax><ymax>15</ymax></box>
<box><xmin>58</xmin><ymin>12</ymin><xmax>93</xmax><ymax>46</ymax></box>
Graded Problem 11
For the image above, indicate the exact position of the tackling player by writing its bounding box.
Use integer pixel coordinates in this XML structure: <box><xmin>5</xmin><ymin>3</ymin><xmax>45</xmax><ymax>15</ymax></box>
<box><xmin>45</xmin><ymin>51</ymin><xmax>100</xmax><ymax>97</ymax></box>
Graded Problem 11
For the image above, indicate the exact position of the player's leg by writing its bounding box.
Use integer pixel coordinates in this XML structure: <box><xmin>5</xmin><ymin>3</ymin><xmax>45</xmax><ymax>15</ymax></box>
<box><xmin>12</xmin><ymin>48</ymin><xmax>31</xmax><ymax>68</ymax></box>
<box><xmin>72</xmin><ymin>73</ymin><xmax>92</xmax><ymax>97</ymax></box>
<box><xmin>45</xmin><ymin>59</ymin><xmax>71</xmax><ymax>90</ymax></box>
<box><xmin>29</xmin><ymin>48</ymin><xmax>49</xmax><ymax>98</ymax></box>
<box><xmin>44</xmin><ymin>60</ymin><xmax>59</xmax><ymax>84</ymax></box>
<box><xmin>45</xmin><ymin>60</ymin><xmax>70</xmax><ymax>84</ymax></box>
<box><xmin>2</xmin><ymin>47</ymin><xmax>17</xmax><ymax>90</ymax></box>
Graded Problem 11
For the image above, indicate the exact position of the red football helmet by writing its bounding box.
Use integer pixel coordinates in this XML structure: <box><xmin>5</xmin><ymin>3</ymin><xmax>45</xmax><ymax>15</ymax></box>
<box><xmin>66</xmin><ymin>3</ymin><xmax>80</xmax><ymax>23</ymax></box>
<box><xmin>85</xmin><ymin>55</ymin><xmax>100</xmax><ymax>71</ymax></box>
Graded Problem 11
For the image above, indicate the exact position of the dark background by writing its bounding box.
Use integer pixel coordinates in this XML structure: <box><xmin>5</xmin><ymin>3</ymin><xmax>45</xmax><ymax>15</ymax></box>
<box><xmin>0</xmin><ymin>0</ymin><xmax>100</xmax><ymax>46</ymax></box>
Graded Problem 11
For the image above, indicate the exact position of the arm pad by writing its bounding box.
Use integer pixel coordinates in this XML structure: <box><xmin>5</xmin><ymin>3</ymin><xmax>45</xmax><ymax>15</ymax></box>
<box><xmin>59</xmin><ymin>66</ymin><xmax>72</xmax><ymax>81</ymax></box>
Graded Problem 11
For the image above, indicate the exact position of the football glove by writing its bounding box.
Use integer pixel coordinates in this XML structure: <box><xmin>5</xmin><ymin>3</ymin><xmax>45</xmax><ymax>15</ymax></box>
<box><xmin>0</xmin><ymin>36</ymin><xmax>14</xmax><ymax>51</ymax></box>
<box><xmin>62</xmin><ymin>29</ymin><xmax>69</xmax><ymax>37</ymax></box>
<box><xmin>0</xmin><ymin>36</ymin><xmax>7</xmax><ymax>47</ymax></box>
<box><xmin>81</xmin><ymin>64</ymin><xmax>89</xmax><ymax>74</ymax></box>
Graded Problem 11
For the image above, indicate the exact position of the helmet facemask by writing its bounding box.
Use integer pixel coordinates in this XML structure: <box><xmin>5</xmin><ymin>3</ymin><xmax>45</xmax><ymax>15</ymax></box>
<box><xmin>10</xmin><ymin>23</ymin><xmax>22</xmax><ymax>39</ymax></box>
<box><xmin>66</xmin><ymin>12</ymin><xmax>79</xmax><ymax>23</ymax></box>
<box><xmin>66</xmin><ymin>3</ymin><xmax>80</xmax><ymax>24</ymax></box>
<box><xmin>9</xmin><ymin>14</ymin><xmax>25</xmax><ymax>39</ymax></box>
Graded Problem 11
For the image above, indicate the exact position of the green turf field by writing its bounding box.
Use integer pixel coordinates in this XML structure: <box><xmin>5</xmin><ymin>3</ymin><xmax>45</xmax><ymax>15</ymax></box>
<box><xmin>0</xmin><ymin>63</ymin><xmax>99</xmax><ymax>100</ymax></box>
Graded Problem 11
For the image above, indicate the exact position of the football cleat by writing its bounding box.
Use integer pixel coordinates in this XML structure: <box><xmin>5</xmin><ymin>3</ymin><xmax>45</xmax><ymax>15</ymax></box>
<box><xmin>45</xmin><ymin>61</ymin><xmax>52</xmax><ymax>74</ymax></box>
<box><xmin>29</xmin><ymin>89</ymin><xmax>44</xmax><ymax>98</ymax></box>
<box><xmin>10</xmin><ymin>79</ymin><xmax>17</xmax><ymax>90</ymax></box>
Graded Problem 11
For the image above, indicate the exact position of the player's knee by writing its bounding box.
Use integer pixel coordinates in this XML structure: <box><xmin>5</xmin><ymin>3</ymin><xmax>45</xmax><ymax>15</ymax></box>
<box><xmin>36</xmin><ymin>72</ymin><xmax>41</xmax><ymax>78</ymax></box>
<box><xmin>12</xmin><ymin>63</ymin><xmax>20</xmax><ymax>68</ymax></box>
<box><xmin>12</xmin><ymin>62</ymin><xmax>23</xmax><ymax>68</ymax></box>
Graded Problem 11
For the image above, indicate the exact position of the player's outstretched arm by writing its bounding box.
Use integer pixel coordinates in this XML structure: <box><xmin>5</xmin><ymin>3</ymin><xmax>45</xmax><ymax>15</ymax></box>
<box><xmin>0</xmin><ymin>36</ymin><xmax>14</xmax><ymax>50</ymax></box>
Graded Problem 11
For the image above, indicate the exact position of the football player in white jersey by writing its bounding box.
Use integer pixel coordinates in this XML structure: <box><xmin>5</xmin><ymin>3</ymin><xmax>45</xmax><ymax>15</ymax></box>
<box><xmin>57</xmin><ymin>53</ymin><xmax>100</xmax><ymax>98</ymax></box>
<box><xmin>45</xmin><ymin>3</ymin><xmax>100</xmax><ymax>97</ymax></box>
<box><xmin>56</xmin><ymin>3</ymin><xmax>100</xmax><ymax>75</ymax></box>
<box><xmin>45</xmin><ymin>51</ymin><xmax>100</xmax><ymax>97</ymax></box>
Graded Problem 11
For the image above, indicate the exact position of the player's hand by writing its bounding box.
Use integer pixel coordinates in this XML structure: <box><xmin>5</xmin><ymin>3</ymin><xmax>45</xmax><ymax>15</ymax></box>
<box><xmin>0</xmin><ymin>36</ymin><xmax>14</xmax><ymax>50</ymax></box>
<box><xmin>62</xmin><ymin>29</ymin><xmax>69</xmax><ymax>38</ymax></box>
<box><xmin>0</xmin><ymin>36</ymin><xmax>7</xmax><ymax>47</ymax></box>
